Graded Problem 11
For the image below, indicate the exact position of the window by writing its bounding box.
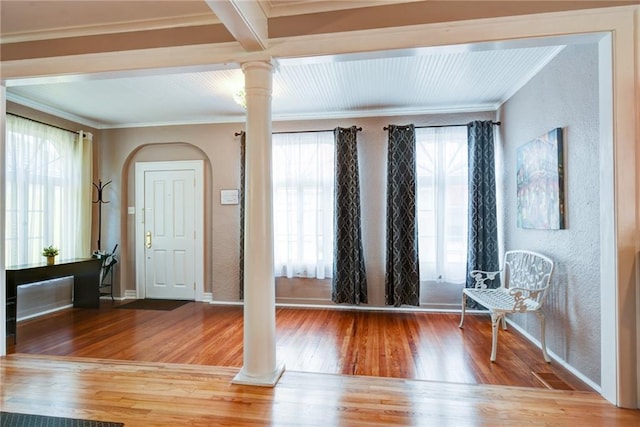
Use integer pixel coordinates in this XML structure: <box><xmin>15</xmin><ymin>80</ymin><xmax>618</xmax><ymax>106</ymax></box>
<box><xmin>5</xmin><ymin>115</ymin><xmax>90</xmax><ymax>266</ymax></box>
<box><xmin>272</xmin><ymin>131</ymin><xmax>334</xmax><ymax>279</ymax></box>
<box><xmin>416</xmin><ymin>126</ymin><xmax>468</xmax><ymax>284</ymax></box>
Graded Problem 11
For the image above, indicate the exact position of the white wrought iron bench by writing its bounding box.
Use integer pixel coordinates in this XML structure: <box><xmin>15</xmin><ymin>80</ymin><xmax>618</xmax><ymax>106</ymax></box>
<box><xmin>459</xmin><ymin>250</ymin><xmax>555</xmax><ymax>362</ymax></box>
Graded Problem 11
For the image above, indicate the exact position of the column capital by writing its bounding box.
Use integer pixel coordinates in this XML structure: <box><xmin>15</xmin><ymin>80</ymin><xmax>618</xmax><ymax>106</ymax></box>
<box><xmin>242</xmin><ymin>60</ymin><xmax>273</xmax><ymax>108</ymax></box>
<box><xmin>241</xmin><ymin>60</ymin><xmax>274</xmax><ymax>74</ymax></box>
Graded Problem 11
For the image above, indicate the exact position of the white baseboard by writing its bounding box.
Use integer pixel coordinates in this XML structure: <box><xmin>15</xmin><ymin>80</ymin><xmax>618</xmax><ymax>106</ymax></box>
<box><xmin>100</xmin><ymin>295</ymin><xmax>127</xmax><ymax>301</ymax></box>
<box><xmin>208</xmin><ymin>298</ymin><xmax>485</xmax><ymax>315</ymax></box>
<box><xmin>209</xmin><ymin>299</ymin><xmax>243</xmax><ymax>306</ymax></box>
<box><xmin>276</xmin><ymin>299</ymin><xmax>484</xmax><ymax>314</ymax></box>
<box><xmin>201</xmin><ymin>292</ymin><xmax>213</xmax><ymax>303</ymax></box>
<box><xmin>505</xmin><ymin>318</ymin><xmax>601</xmax><ymax>393</ymax></box>
<box><xmin>276</xmin><ymin>297</ymin><xmax>331</xmax><ymax>306</ymax></box>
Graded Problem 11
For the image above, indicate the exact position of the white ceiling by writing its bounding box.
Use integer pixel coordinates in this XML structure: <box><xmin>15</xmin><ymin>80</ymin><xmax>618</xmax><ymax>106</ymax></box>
<box><xmin>1</xmin><ymin>0</ymin><xmax>568</xmax><ymax>129</ymax></box>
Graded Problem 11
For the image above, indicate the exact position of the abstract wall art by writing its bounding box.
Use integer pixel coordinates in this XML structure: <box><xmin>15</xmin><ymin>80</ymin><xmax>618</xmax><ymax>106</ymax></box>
<box><xmin>516</xmin><ymin>127</ymin><xmax>565</xmax><ymax>230</ymax></box>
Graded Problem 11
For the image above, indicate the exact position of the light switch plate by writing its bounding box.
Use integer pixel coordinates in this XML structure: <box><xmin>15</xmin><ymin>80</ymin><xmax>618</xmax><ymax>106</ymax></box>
<box><xmin>220</xmin><ymin>189</ymin><xmax>239</xmax><ymax>205</ymax></box>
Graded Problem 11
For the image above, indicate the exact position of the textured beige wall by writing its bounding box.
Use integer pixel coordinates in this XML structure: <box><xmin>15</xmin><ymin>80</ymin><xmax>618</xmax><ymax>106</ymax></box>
<box><xmin>499</xmin><ymin>44</ymin><xmax>601</xmax><ymax>385</ymax></box>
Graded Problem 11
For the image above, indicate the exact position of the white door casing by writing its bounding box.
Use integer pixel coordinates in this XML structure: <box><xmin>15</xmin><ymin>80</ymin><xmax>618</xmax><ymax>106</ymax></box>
<box><xmin>135</xmin><ymin>160</ymin><xmax>204</xmax><ymax>301</ymax></box>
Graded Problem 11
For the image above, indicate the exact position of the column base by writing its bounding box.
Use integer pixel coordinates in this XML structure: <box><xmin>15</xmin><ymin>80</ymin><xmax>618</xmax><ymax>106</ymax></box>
<box><xmin>231</xmin><ymin>362</ymin><xmax>286</xmax><ymax>387</ymax></box>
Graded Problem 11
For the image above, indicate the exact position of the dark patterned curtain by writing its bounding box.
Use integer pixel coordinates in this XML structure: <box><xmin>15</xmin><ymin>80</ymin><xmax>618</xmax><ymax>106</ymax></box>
<box><xmin>385</xmin><ymin>125</ymin><xmax>420</xmax><ymax>307</ymax></box>
<box><xmin>466</xmin><ymin>121</ymin><xmax>499</xmax><ymax>307</ymax></box>
<box><xmin>332</xmin><ymin>126</ymin><xmax>368</xmax><ymax>304</ymax></box>
<box><xmin>239</xmin><ymin>131</ymin><xmax>246</xmax><ymax>300</ymax></box>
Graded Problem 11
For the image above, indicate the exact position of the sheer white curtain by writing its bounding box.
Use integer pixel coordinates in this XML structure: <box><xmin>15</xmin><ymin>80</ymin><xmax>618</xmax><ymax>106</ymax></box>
<box><xmin>272</xmin><ymin>131</ymin><xmax>334</xmax><ymax>279</ymax></box>
<box><xmin>416</xmin><ymin>126</ymin><xmax>468</xmax><ymax>284</ymax></box>
<box><xmin>5</xmin><ymin>115</ymin><xmax>92</xmax><ymax>266</ymax></box>
<box><xmin>77</xmin><ymin>131</ymin><xmax>93</xmax><ymax>256</ymax></box>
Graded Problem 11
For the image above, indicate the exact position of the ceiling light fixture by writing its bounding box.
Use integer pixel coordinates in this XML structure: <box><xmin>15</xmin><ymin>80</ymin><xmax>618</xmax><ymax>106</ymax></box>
<box><xmin>233</xmin><ymin>89</ymin><xmax>246</xmax><ymax>109</ymax></box>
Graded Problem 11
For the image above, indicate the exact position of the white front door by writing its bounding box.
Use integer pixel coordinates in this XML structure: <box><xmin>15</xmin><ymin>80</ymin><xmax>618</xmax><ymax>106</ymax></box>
<box><xmin>135</xmin><ymin>161</ymin><xmax>204</xmax><ymax>301</ymax></box>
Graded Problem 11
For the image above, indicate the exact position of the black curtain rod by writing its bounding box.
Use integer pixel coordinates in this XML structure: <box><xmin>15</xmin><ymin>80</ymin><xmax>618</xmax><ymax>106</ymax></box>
<box><xmin>7</xmin><ymin>112</ymin><xmax>81</xmax><ymax>135</ymax></box>
<box><xmin>383</xmin><ymin>121</ymin><xmax>501</xmax><ymax>131</ymax></box>
<box><xmin>235</xmin><ymin>127</ymin><xmax>362</xmax><ymax>137</ymax></box>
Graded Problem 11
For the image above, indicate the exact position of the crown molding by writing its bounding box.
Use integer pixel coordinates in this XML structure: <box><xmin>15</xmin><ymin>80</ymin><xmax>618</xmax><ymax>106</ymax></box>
<box><xmin>102</xmin><ymin>115</ymin><xmax>246</xmax><ymax>129</ymax></box>
<box><xmin>6</xmin><ymin>92</ymin><xmax>104</xmax><ymax>129</ymax></box>
<box><xmin>96</xmin><ymin>103</ymin><xmax>497</xmax><ymax>129</ymax></box>
<box><xmin>272</xmin><ymin>103</ymin><xmax>499</xmax><ymax>123</ymax></box>
<box><xmin>5</xmin><ymin>101</ymin><xmax>498</xmax><ymax>134</ymax></box>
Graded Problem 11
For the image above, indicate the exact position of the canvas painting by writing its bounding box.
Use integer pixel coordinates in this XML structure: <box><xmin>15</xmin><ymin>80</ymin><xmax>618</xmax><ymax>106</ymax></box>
<box><xmin>516</xmin><ymin>128</ymin><xmax>565</xmax><ymax>230</ymax></box>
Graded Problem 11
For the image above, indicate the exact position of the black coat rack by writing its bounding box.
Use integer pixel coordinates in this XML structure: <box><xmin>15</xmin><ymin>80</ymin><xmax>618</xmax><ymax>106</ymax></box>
<box><xmin>92</xmin><ymin>180</ymin><xmax>111</xmax><ymax>250</ymax></box>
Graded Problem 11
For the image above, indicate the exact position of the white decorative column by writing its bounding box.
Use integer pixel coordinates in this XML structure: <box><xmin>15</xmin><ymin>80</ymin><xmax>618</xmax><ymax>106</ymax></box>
<box><xmin>232</xmin><ymin>61</ymin><xmax>285</xmax><ymax>386</ymax></box>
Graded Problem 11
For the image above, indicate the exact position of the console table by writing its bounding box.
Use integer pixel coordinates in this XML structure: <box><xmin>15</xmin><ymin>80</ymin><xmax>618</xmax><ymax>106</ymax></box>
<box><xmin>6</xmin><ymin>258</ymin><xmax>102</xmax><ymax>343</ymax></box>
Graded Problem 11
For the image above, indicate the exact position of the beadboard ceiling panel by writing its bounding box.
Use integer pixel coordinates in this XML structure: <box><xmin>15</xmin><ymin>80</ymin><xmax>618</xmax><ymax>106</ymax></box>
<box><xmin>8</xmin><ymin>68</ymin><xmax>246</xmax><ymax>128</ymax></box>
<box><xmin>272</xmin><ymin>45</ymin><xmax>564</xmax><ymax>120</ymax></box>
<box><xmin>6</xmin><ymin>44</ymin><xmax>564</xmax><ymax>128</ymax></box>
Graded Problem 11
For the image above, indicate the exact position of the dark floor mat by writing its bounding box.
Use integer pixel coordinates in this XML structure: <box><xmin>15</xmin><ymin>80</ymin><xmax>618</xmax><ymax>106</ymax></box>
<box><xmin>1</xmin><ymin>412</ymin><xmax>124</xmax><ymax>427</ymax></box>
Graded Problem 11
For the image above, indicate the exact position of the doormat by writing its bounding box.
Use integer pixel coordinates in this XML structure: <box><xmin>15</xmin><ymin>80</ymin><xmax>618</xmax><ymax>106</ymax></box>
<box><xmin>532</xmin><ymin>371</ymin><xmax>574</xmax><ymax>390</ymax></box>
<box><xmin>116</xmin><ymin>299</ymin><xmax>190</xmax><ymax>311</ymax></box>
<box><xmin>1</xmin><ymin>411</ymin><xmax>124</xmax><ymax>427</ymax></box>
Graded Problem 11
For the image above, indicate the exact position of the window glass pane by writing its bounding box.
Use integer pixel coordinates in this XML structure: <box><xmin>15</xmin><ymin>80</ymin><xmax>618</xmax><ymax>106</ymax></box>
<box><xmin>416</xmin><ymin>127</ymin><xmax>468</xmax><ymax>284</ymax></box>
<box><xmin>272</xmin><ymin>131</ymin><xmax>334</xmax><ymax>279</ymax></box>
<box><xmin>5</xmin><ymin>116</ymin><xmax>82</xmax><ymax>266</ymax></box>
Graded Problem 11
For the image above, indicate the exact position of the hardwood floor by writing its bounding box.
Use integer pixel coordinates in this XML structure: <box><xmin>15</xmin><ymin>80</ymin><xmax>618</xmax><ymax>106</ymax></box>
<box><xmin>8</xmin><ymin>300</ymin><xmax>590</xmax><ymax>390</ymax></box>
<box><xmin>3</xmin><ymin>301</ymin><xmax>638</xmax><ymax>426</ymax></box>
<box><xmin>3</xmin><ymin>354</ymin><xmax>640</xmax><ymax>427</ymax></box>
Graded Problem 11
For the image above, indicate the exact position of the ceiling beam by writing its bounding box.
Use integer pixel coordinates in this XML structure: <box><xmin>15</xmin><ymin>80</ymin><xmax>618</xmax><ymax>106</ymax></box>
<box><xmin>205</xmin><ymin>0</ymin><xmax>267</xmax><ymax>51</ymax></box>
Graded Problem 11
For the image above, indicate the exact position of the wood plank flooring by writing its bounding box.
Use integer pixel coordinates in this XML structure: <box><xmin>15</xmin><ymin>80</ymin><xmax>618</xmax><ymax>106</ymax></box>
<box><xmin>7</xmin><ymin>301</ymin><xmax>590</xmax><ymax>390</ymax></box>
<box><xmin>2</xmin><ymin>354</ymin><xmax>639</xmax><ymax>427</ymax></box>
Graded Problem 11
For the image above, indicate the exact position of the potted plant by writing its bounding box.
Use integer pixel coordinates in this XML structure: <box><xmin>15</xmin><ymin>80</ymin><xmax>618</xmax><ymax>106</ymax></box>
<box><xmin>42</xmin><ymin>245</ymin><xmax>59</xmax><ymax>265</ymax></box>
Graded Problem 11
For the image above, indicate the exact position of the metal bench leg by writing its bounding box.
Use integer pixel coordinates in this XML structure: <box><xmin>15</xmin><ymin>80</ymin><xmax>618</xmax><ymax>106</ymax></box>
<box><xmin>536</xmin><ymin>311</ymin><xmax>551</xmax><ymax>363</ymax></box>
<box><xmin>490</xmin><ymin>312</ymin><xmax>501</xmax><ymax>362</ymax></box>
<box><xmin>459</xmin><ymin>293</ymin><xmax>467</xmax><ymax>328</ymax></box>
